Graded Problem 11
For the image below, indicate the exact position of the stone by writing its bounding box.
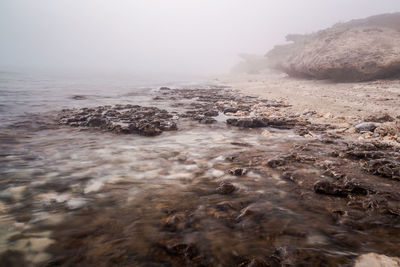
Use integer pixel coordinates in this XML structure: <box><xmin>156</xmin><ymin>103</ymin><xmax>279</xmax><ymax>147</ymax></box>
<box><xmin>216</xmin><ymin>182</ymin><xmax>236</xmax><ymax>195</ymax></box>
<box><xmin>58</xmin><ymin>105</ymin><xmax>178</xmax><ymax>137</ymax></box>
<box><xmin>363</xmin><ymin>159</ymin><xmax>400</xmax><ymax>180</ymax></box>
<box><xmin>280</xmin><ymin>27</ymin><xmax>400</xmax><ymax>82</ymax></box>
<box><xmin>354</xmin><ymin>122</ymin><xmax>381</xmax><ymax>133</ymax></box>
<box><xmin>265</xmin><ymin>156</ymin><xmax>289</xmax><ymax>168</ymax></box>
<box><xmin>267</xmin><ymin>13</ymin><xmax>400</xmax><ymax>82</ymax></box>
<box><xmin>314</xmin><ymin>181</ymin><xmax>348</xmax><ymax>197</ymax></box>
<box><xmin>229</xmin><ymin>168</ymin><xmax>247</xmax><ymax>176</ymax></box>
<box><xmin>365</xmin><ymin>113</ymin><xmax>395</xmax><ymax>123</ymax></box>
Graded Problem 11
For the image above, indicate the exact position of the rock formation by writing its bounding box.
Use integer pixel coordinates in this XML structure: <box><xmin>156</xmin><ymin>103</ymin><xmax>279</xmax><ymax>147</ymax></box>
<box><xmin>266</xmin><ymin>13</ymin><xmax>400</xmax><ymax>82</ymax></box>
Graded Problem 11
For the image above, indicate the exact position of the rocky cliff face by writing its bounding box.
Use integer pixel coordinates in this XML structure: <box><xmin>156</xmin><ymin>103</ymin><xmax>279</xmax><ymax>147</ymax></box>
<box><xmin>267</xmin><ymin>13</ymin><xmax>400</xmax><ymax>82</ymax></box>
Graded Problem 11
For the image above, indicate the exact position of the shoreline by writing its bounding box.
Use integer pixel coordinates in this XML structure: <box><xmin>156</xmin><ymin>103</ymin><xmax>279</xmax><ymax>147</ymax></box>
<box><xmin>214</xmin><ymin>72</ymin><xmax>400</xmax><ymax>119</ymax></box>
<box><xmin>1</xmin><ymin>77</ymin><xmax>400</xmax><ymax>266</ymax></box>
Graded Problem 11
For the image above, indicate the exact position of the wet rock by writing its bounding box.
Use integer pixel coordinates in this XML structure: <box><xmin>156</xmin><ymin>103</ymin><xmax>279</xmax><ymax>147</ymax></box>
<box><xmin>224</xmin><ymin>107</ymin><xmax>239</xmax><ymax>114</ymax></box>
<box><xmin>354</xmin><ymin>122</ymin><xmax>381</xmax><ymax>133</ymax></box>
<box><xmin>216</xmin><ymin>182</ymin><xmax>236</xmax><ymax>195</ymax></box>
<box><xmin>343</xmin><ymin>181</ymin><xmax>369</xmax><ymax>195</ymax></box>
<box><xmin>265</xmin><ymin>155</ymin><xmax>290</xmax><ymax>168</ymax></box>
<box><xmin>314</xmin><ymin>181</ymin><xmax>348</xmax><ymax>197</ymax></box>
<box><xmin>166</xmin><ymin>243</ymin><xmax>198</xmax><ymax>259</ymax></box>
<box><xmin>314</xmin><ymin>180</ymin><xmax>369</xmax><ymax>197</ymax></box>
<box><xmin>227</xmin><ymin>118</ymin><xmax>266</xmax><ymax>128</ymax></box>
<box><xmin>354</xmin><ymin>253</ymin><xmax>400</xmax><ymax>267</ymax></box>
<box><xmin>199</xmin><ymin>117</ymin><xmax>217</xmax><ymax>124</ymax></box>
<box><xmin>363</xmin><ymin>159</ymin><xmax>400</xmax><ymax>180</ymax></box>
<box><xmin>227</xmin><ymin>117</ymin><xmax>298</xmax><ymax>129</ymax></box>
<box><xmin>229</xmin><ymin>168</ymin><xmax>247</xmax><ymax>176</ymax></box>
<box><xmin>203</xmin><ymin>110</ymin><xmax>219</xmax><ymax>117</ymax></box>
<box><xmin>162</xmin><ymin>213</ymin><xmax>186</xmax><ymax>232</ymax></box>
<box><xmin>87</xmin><ymin>117</ymin><xmax>109</xmax><ymax>127</ymax></box>
<box><xmin>0</xmin><ymin>250</ymin><xmax>27</xmax><ymax>267</ymax></box>
<box><xmin>58</xmin><ymin>105</ymin><xmax>177</xmax><ymax>136</ymax></box>
<box><xmin>138</xmin><ymin>123</ymin><xmax>163</xmax><ymax>136</ymax></box>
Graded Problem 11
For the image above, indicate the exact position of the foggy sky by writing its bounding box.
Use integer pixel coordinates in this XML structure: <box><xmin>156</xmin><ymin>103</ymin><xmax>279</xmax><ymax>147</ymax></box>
<box><xmin>1</xmin><ymin>0</ymin><xmax>400</xmax><ymax>75</ymax></box>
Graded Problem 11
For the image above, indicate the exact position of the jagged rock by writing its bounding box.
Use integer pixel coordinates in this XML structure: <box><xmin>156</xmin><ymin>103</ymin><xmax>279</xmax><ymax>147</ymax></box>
<box><xmin>363</xmin><ymin>159</ymin><xmax>400</xmax><ymax>180</ymax></box>
<box><xmin>58</xmin><ymin>105</ymin><xmax>177</xmax><ymax>136</ymax></box>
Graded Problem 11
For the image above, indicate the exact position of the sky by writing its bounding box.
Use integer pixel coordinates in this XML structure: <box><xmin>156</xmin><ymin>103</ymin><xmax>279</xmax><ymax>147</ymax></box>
<box><xmin>1</xmin><ymin>0</ymin><xmax>400</xmax><ymax>75</ymax></box>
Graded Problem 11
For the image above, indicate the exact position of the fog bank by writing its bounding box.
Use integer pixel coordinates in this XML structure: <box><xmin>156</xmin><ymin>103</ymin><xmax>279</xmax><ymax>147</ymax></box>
<box><xmin>1</xmin><ymin>0</ymin><xmax>400</xmax><ymax>75</ymax></box>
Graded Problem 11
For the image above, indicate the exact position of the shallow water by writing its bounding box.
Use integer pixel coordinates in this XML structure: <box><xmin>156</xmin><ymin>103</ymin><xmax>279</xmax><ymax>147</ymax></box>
<box><xmin>0</xmin><ymin>72</ymin><xmax>399</xmax><ymax>266</ymax></box>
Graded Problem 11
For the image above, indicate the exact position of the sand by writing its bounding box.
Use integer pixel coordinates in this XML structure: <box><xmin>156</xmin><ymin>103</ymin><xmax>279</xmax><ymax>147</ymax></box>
<box><xmin>214</xmin><ymin>72</ymin><xmax>400</xmax><ymax>121</ymax></box>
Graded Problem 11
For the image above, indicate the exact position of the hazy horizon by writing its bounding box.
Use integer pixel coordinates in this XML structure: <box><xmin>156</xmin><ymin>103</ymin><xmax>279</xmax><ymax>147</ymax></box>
<box><xmin>1</xmin><ymin>0</ymin><xmax>400</xmax><ymax>76</ymax></box>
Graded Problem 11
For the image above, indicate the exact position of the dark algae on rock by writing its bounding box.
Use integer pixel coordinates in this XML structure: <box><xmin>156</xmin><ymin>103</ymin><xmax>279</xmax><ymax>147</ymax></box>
<box><xmin>58</xmin><ymin>105</ymin><xmax>178</xmax><ymax>136</ymax></box>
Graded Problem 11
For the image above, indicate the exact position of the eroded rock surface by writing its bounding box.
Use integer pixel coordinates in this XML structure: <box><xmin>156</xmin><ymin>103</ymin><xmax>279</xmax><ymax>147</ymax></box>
<box><xmin>266</xmin><ymin>13</ymin><xmax>400</xmax><ymax>82</ymax></box>
<box><xmin>58</xmin><ymin>105</ymin><xmax>177</xmax><ymax>136</ymax></box>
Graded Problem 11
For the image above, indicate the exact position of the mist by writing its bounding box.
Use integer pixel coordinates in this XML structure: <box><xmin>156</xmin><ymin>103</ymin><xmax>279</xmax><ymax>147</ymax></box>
<box><xmin>1</xmin><ymin>0</ymin><xmax>400</xmax><ymax>75</ymax></box>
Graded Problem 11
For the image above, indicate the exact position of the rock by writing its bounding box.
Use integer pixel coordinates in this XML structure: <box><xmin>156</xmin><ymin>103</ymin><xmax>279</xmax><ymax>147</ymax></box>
<box><xmin>203</xmin><ymin>110</ymin><xmax>219</xmax><ymax>117</ymax></box>
<box><xmin>58</xmin><ymin>105</ymin><xmax>178</xmax><ymax>136</ymax></box>
<box><xmin>227</xmin><ymin>117</ymin><xmax>298</xmax><ymax>129</ymax></box>
<box><xmin>165</xmin><ymin>243</ymin><xmax>198</xmax><ymax>259</ymax></box>
<box><xmin>216</xmin><ymin>182</ymin><xmax>236</xmax><ymax>195</ymax></box>
<box><xmin>224</xmin><ymin>107</ymin><xmax>239</xmax><ymax>114</ymax></box>
<box><xmin>363</xmin><ymin>159</ymin><xmax>400</xmax><ymax>180</ymax></box>
<box><xmin>365</xmin><ymin>113</ymin><xmax>395</xmax><ymax>123</ymax></box>
<box><xmin>354</xmin><ymin>253</ymin><xmax>400</xmax><ymax>267</ymax></box>
<box><xmin>314</xmin><ymin>180</ymin><xmax>369</xmax><ymax>197</ymax></box>
<box><xmin>374</xmin><ymin>122</ymin><xmax>400</xmax><ymax>137</ymax></box>
<box><xmin>227</xmin><ymin>118</ymin><xmax>265</xmax><ymax>128</ymax></box>
<box><xmin>314</xmin><ymin>181</ymin><xmax>348</xmax><ymax>197</ymax></box>
<box><xmin>87</xmin><ymin>117</ymin><xmax>108</xmax><ymax>127</ymax></box>
<box><xmin>265</xmin><ymin>156</ymin><xmax>290</xmax><ymax>168</ymax></box>
<box><xmin>200</xmin><ymin>117</ymin><xmax>217</xmax><ymax>124</ymax></box>
<box><xmin>138</xmin><ymin>123</ymin><xmax>162</xmax><ymax>136</ymax></box>
<box><xmin>268</xmin><ymin>13</ymin><xmax>400</xmax><ymax>82</ymax></box>
<box><xmin>159</xmin><ymin>87</ymin><xmax>171</xmax><ymax>90</ymax></box>
<box><xmin>354</xmin><ymin>122</ymin><xmax>381</xmax><ymax>133</ymax></box>
<box><xmin>229</xmin><ymin>168</ymin><xmax>247</xmax><ymax>176</ymax></box>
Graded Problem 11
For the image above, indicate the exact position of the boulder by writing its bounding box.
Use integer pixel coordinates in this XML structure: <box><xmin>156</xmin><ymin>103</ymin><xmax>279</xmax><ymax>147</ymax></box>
<box><xmin>266</xmin><ymin>13</ymin><xmax>400</xmax><ymax>82</ymax></box>
<box><xmin>280</xmin><ymin>27</ymin><xmax>400</xmax><ymax>82</ymax></box>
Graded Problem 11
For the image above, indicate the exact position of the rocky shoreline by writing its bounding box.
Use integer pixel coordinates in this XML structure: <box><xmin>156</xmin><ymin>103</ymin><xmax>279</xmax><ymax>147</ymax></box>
<box><xmin>1</xmin><ymin>85</ymin><xmax>400</xmax><ymax>266</ymax></box>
